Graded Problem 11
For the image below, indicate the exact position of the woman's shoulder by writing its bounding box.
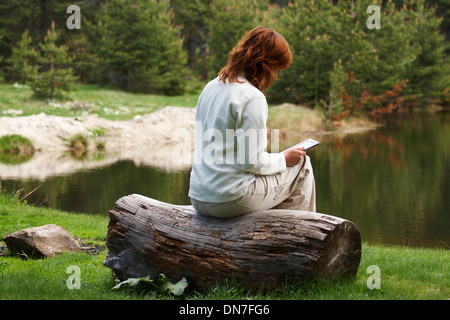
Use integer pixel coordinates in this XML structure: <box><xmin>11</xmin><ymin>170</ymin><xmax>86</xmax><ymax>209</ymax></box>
<box><xmin>202</xmin><ymin>76</ymin><xmax>265</xmax><ymax>103</ymax></box>
<box><xmin>230</xmin><ymin>77</ymin><xmax>265</xmax><ymax>102</ymax></box>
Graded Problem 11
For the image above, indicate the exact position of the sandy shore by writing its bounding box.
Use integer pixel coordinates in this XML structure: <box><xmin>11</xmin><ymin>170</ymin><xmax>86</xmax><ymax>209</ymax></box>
<box><xmin>0</xmin><ymin>106</ymin><xmax>196</xmax><ymax>179</ymax></box>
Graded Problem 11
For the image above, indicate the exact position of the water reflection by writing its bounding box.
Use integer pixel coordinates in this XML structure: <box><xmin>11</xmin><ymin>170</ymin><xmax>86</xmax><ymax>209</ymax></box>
<box><xmin>1</xmin><ymin>112</ymin><xmax>449</xmax><ymax>248</ymax></box>
<box><xmin>2</xmin><ymin>162</ymin><xmax>191</xmax><ymax>215</ymax></box>
<box><xmin>312</xmin><ymin>112</ymin><xmax>450</xmax><ymax>248</ymax></box>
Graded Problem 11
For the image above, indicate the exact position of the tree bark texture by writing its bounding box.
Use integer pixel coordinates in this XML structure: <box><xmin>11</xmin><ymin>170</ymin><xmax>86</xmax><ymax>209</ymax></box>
<box><xmin>104</xmin><ymin>194</ymin><xmax>362</xmax><ymax>291</ymax></box>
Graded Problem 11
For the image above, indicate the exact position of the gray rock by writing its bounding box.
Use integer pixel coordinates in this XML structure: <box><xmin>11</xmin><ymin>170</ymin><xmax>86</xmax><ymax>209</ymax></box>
<box><xmin>3</xmin><ymin>224</ymin><xmax>81</xmax><ymax>258</ymax></box>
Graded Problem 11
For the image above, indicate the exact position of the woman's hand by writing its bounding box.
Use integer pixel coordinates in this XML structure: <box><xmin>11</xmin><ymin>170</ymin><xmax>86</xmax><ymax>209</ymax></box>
<box><xmin>283</xmin><ymin>147</ymin><xmax>306</xmax><ymax>167</ymax></box>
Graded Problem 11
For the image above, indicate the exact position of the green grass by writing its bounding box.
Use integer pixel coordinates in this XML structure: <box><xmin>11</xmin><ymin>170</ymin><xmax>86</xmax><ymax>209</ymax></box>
<box><xmin>0</xmin><ymin>191</ymin><xmax>448</xmax><ymax>300</ymax></box>
<box><xmin>0</xmin><ymin>134</ymin><xmax>34</xmax><ymax>153</ymax></box>
<box><xmin>0</xmin><ymin>83</ymin><xmax>200</xmax><ymax>121</ymax></box>
<box><xmin>0</xmin><ymin>189</ymin><xmax>107</xmax><ymax>241</ymax></box>
<box><xmin>0</xmin><ymin>134</ymin><xmax>35</xmax><ymax>164</ymax></box>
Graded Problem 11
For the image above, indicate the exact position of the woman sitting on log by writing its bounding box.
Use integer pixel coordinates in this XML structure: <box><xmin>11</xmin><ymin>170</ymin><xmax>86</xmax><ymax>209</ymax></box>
<box><xmin>189</xmin><ymin>26</ymin><xmax>316</xmax><ymax>218</ymax></box>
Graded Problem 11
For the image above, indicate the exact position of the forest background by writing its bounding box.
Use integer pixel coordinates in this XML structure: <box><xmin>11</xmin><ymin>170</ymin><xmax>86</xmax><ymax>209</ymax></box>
<box><xmin>0</xmin><ymin>0</ymin><xmax>449</xmax><ymax>122</ymax></box>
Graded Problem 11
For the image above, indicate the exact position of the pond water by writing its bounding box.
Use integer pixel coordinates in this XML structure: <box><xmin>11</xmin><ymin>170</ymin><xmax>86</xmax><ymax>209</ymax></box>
<box><xmin>1</xmin><ymin>111</ymin><xmax>449</xmax><ymax>248</ymax></box>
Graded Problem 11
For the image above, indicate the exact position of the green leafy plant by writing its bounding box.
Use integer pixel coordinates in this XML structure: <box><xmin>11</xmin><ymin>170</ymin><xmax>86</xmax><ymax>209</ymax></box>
<box><xmin>112</xmin><ymin>273</ymin><xmax>188</xmax><ymax>297</ymax></box>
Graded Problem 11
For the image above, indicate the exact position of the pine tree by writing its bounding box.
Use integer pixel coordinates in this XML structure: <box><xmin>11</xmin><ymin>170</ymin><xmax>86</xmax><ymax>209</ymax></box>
<box><xmin>170</xmin><ymin>0</ymin><xmax>211</xmax><ymax>80</ymax></box>
<box><xmin>269</xmin><ymin>0</ymin><xmax>449</xmax><ymax>111</ymax></box>
<box><xmin>268</xmin><ymin>0</ymin><xmax>342</xmax><ymax>104</ymax></box>
<box><xmin>319</xmin><ymin>59</ymin><xmax>347</xmax><ymax>123</ymax></box>
<box><xmin>91</xmin><ymin>0</ymin><xmax>188</xmax><ymax>95</ymax></box>
<box><xmin>206</xmin><ymin>0</ymin><xmax>270</xmax><ymax>78</ymax></box>
<box><xmin>401</xmin><ymin>0</ymin><xmax>450</xmax><ymax>103</ymax></box>
<box><xmin>6</xmin><ymin>31</ymin><xmax>39</xmax><ymax>84</ymax></box>
<box><xmin>0</xmin><ymin>0</ymin><xmax>40</xmax><ymax>78</ymax></box>
<box><xmin>31</xmin><ymin>21</ymin><xmax>78</xmax><ymax>100</ymax></box>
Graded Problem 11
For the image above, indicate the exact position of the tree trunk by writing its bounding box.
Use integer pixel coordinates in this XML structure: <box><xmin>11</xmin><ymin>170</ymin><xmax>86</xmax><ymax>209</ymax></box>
<box><xmin>104</xmin><ymin>194</ymin><xmax>362</xmax><ymax>291</ymax></box>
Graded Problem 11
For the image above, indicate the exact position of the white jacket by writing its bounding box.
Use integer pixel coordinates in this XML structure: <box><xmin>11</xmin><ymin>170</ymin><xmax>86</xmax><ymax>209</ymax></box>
<box><xmin>188</xmin><ymin>76</ymin><xmax>286</xmax><ymax>203</ymax></box>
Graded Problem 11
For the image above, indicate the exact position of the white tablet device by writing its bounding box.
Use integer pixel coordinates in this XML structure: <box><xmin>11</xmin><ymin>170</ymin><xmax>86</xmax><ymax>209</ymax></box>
<box><xmin>283</xmin><ymin>138</ymin><xmax>320</xmax><ymax>151</ymax></box>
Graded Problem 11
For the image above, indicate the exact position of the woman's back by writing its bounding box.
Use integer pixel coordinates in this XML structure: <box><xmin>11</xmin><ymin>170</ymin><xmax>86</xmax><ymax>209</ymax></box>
<box><xmin>189</xmin><ymin>76</ymin><xmax>285</xmax><ymax>203</ymax></box>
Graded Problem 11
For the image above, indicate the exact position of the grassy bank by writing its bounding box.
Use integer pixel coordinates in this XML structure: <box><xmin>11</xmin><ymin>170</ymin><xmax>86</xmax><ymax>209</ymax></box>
<box><xmin>0</xmin><ymin>83</ymin><xmax>200</xmax><ymax>121</ymax></box>
<box><xmin>0</xmin><ymin>191</ymin><xmax>448</xmax><ymax>300</ymax></box>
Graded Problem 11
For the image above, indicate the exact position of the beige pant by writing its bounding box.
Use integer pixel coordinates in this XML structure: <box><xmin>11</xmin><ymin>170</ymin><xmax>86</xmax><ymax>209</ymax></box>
<box><xmin>191</xmin><ymin>155</ymin><xmax>316</xmax><ymax>218</ymax></box>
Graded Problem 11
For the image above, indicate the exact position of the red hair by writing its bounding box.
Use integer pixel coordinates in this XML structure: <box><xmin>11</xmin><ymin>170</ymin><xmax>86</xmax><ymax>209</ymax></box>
<box><xmin>219</xmin><ymin>26</ymin><xmax>292</xmax><ymax>93</ymax></box>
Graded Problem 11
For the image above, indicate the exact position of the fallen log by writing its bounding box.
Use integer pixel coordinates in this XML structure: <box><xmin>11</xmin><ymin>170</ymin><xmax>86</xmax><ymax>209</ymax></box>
<box><xmin>103</xmin><ymin>194</ymin><xmax>361</xmax><ymax>291</ymax></box>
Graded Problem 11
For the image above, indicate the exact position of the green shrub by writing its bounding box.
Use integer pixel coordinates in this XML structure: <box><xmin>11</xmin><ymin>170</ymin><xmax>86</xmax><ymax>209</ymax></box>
<box><xmin>68</xmin><ymin>134</ymin><xmax>88</xmax><ymax>158</ymax></box>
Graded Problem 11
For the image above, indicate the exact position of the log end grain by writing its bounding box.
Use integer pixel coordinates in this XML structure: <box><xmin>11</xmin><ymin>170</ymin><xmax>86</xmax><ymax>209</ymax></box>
<box><xmin>316</xmin><ymin>217</ymin><xmax>362</xmax><ymax>279</ymax></box>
